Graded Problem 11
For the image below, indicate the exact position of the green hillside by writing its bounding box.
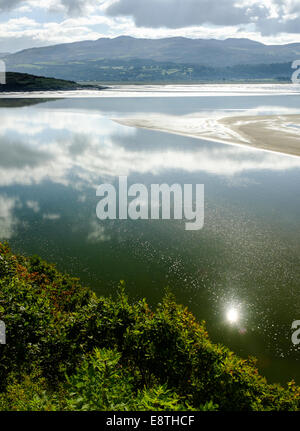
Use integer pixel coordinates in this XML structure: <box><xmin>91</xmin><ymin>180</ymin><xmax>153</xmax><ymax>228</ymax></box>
<box><xmin>4</xmin><ymin>59</ymin><xmax>293</xmax><ymax>83</ymax></box>
<box><xmin>0</xmin><ymin>72</ymin><xmax>105</xmax><ymax>92</ymax></box>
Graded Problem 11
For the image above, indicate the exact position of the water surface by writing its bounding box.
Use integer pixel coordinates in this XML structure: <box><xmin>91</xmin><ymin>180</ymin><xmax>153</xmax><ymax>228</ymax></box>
<box><xmin>0</xmin><ymin>94</ymin><xmax>300</xmax><ymax>384</ymax></box>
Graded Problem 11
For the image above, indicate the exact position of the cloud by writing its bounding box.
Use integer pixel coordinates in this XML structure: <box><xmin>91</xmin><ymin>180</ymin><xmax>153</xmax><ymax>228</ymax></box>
<box><xmin>254</xmin><ymin>0</ymin><xmax>300</xmax><ymax>35</ymax></box>
<box><xmin>258</xmin><ymin>17</ymin><xmax>300</xmax><ymax>35</ymax></box>
<box><xmin>87</xmin><ymin>221</ymin><xmax>111</xmax><ymax>243</ymax></box>
<box><xmin>58</xmin><ymin>0</ymin><xmax>99</xmax><ymax>16</ymax></box>
<box><xmin>1</xmin><ymin>0</ymin><xmax>300</xmax><ymax>52</ymax></box>
<box><xmin>0</xmin><ymin>0</ymin><xmax>100</xmax><ymax>15</ymax></box>
<box><xmin>0</xmin><ymin>16</ymin><xmax>106</xmax><ymax>52</ymax></box>
<box><xmin>106</xmin><ymin>0</ymin><xmax>300</xmax><ymax>35</ymax></box>
<box><xmin>26</xmin><ymin>200</ymin><xmax>40</xmax><ymax>213</ymax></box>
<box><xmin>0</xmin><ymin>0</ymin><xmax>23</xmax><ymax>12</ymax></box>
<box><xmin>0</xmin><ymin>136</ymin><xmax>53</xmax><ymax>169</ymax></box>
<box><xmin>106</xmin><ymin>0</ymin><xmax>268</xmax><ymax>28</ymax></box>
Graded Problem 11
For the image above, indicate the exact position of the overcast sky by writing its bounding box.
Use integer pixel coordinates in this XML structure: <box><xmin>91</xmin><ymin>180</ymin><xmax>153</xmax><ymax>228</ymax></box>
<box><xmin>0</xmin><ymin>0</ymin><xmax>300</xmax><ymax>52</ymax></box>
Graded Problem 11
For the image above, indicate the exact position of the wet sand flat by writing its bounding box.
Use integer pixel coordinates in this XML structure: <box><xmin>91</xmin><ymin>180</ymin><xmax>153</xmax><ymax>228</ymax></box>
<box><xmin>115</xmin><ymin>114</ymin><xmax>300</xmax><ymax>157</ymax></box>
<box><xmin>220</xmin><ymin>114</ymin><xmax>300</xmax><ymax>157</ymax></box>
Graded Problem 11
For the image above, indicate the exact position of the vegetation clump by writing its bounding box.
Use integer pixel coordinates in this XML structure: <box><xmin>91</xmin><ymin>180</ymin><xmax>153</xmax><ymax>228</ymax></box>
<box><xmin>0</xmin><ymin>72</ymin><xmax>104</xmax><ymax>92</ymax></box>
<box><xmin>0</xmin><ymin>242</ymin><xmax>299</xmax><ymax>411</ymax></box>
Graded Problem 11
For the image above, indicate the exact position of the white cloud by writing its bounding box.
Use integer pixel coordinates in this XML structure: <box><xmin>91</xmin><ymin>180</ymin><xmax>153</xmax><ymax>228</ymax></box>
<box><xmin>0</xmin><ymin>0</ymin><xmax>299</xmax><ymax>52</ymax></box>
<box><xmin>0</xmin><ymin>16</ymin><xmax>107</xmax><ymax>48</ymax></box>
<box><xmin>87</xmin><ymin>221</ymin><xmax>110</xmax><ymax>243</ymax></box>
<box><xmin>26</xmin><ymin>200</ymin><xmax>40</xmax><ymax>213</ymax></box>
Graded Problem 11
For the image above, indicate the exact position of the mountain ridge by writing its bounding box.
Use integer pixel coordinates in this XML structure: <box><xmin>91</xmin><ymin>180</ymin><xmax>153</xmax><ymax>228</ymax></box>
<box><xmin>3</xmin><ymin>36</ymin><xmax>299</xmax><ymax>82</ymax></box>
<box><xmin>5</xmin><ymin>36</ymin><xmax>300</xmax><ymax>67</ymax></box>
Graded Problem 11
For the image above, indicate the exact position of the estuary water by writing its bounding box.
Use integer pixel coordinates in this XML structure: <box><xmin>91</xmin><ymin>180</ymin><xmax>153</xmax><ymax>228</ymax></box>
<box><xmin>0</xmin><ymin>91</ymin><xmax>300</xmax><ymax>384</ymax></box>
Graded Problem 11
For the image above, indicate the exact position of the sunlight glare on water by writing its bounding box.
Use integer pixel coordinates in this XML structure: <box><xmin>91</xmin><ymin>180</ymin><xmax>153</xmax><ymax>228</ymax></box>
<box><xmin>226</xmin><ymin>307</ymin><xmax>240</xmax><ymax>324</ymax></box>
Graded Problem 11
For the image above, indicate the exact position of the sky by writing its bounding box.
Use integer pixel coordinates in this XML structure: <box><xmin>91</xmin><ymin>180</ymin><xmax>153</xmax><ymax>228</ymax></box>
<box><xmin>0</xmin><ymin>0</ymin><xmax>300</xmax><ymax>53</ymax></box>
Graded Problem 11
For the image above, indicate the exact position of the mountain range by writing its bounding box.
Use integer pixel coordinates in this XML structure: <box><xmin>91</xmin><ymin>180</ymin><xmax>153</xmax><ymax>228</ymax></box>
<box><xmin>3</xmin><ymin>36</ymin><xmax>300</xmax><ymax>82</ymax></box>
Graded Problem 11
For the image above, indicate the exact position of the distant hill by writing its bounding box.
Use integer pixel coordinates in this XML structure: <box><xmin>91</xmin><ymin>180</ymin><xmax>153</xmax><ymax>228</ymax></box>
<box><xmin>5</xmin><ymin>37</ymin><xmax>300</xmax><ymax>67</ymax></box>
<box><xmin>0</xmin><ymin>52</ymin><xmax>10</xmax><ymax>59</ymax></box>
<box><xmin>4</xmin><ymin>36</ymin><xmax>299</xmax><ymax>82</ymax></box>
<box><xmin>0</xmin><ymin>72</ymin><xmax>105</xmax><ymax>92</ymax></box>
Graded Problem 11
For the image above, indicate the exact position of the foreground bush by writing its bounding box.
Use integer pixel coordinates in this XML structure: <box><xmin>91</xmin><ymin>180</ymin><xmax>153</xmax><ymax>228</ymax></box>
<box><xmin>0</xmin><ymin>242</ymin><xmax>299</xmax><ymax>411</ymax></box>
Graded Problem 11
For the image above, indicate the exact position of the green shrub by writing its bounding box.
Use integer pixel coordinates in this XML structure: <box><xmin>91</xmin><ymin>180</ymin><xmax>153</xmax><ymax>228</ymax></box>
<box><xmin>0</xmin><ymin>371</ymin><xmax>64</xmax><ymax>411</ymax></box>
<box><xmin>0</xmin><ymin>242</ymin><xmax>299</xmax><ymax>411</ymax></box>
<box><xmin>65</xmin><ymin>348</ymin><xmax>135</xmax><ymax>411</ymax></box>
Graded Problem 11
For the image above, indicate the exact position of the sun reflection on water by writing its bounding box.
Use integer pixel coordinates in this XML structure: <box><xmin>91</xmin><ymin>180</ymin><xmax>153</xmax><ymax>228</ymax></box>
<box><xmin>226</xmin><ymin>307</ymin><xmax>240</xmax><ymax>324</ymax></box>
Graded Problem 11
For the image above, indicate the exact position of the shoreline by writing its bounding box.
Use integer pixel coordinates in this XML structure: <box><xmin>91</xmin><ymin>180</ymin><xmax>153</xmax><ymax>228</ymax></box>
<box><xmin>1</xmin><ymin>83</ymin><xmax>300</xmax><ymax>98</ymax></box>
<box><xmin>114</xmin><ymin>113</ymin><xmax>300</xmax><ymax>158</ymax></box>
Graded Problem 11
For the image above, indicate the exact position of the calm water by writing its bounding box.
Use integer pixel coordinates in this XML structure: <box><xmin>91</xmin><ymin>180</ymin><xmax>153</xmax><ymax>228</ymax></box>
<box><xmin>0</xmin><ymin>95</ymin><xmax>300</xmax><ymax>385</ymax></box>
